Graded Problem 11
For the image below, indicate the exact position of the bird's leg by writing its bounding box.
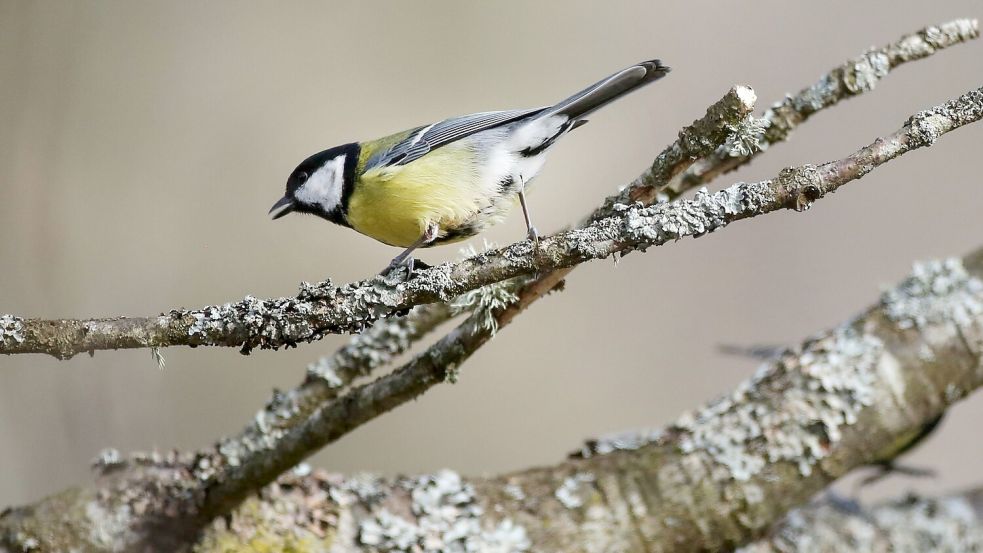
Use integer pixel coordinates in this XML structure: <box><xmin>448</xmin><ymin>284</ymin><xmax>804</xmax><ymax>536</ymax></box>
<box><xmin>381</xmin><ymin>222</ymin><xmax>438</xmax><ymax>277</ymax></box>
<box><xmin>517</xmin><ymin>176</ymin><xmax>539</xmax><ymax>247</ymax></box>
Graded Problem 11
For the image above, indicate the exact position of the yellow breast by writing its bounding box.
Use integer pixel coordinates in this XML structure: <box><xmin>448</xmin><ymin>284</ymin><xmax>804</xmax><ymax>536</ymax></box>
<box><xmin>346</xmin><ymin>142</ymin><xmax>488</xmax><ymax>248</ymax></box>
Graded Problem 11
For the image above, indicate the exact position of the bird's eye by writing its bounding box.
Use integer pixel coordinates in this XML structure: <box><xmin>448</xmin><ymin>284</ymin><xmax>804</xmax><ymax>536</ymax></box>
<box><xmin>296</xmin><ymin>171</ymin><xmax>309</xmax><ymax>182</ymax></box>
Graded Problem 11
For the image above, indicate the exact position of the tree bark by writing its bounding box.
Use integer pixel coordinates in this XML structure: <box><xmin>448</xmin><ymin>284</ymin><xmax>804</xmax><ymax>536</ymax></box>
<box><xmin>4</xmin><ymin>246</ymin><xmax>983</xmax><ymax>551</ymax></box>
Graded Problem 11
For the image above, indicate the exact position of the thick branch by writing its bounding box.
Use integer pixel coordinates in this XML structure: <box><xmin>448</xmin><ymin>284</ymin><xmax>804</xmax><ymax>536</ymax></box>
<box><xmin>5</xmin><ymin>246</ymin><xmax>983</xmax><ymax>551</ymax></box>
<box><xmin>0</xmin><ymin>19</ymin><xmax>980</xmax><ymax>548</ymax></box>
<box><xmin>739</xmin><ymin>488</ymin><xmax>983</xmax><ymax>552</ymax></box>
<box><xmin>105</xmin><ymin>86</ymin><xmax>983</xmax><ymax>529</ymax></box>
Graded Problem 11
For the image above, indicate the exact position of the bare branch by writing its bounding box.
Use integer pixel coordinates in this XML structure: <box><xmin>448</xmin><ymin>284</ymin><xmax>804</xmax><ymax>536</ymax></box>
<box><xmin>740</xmin><ymin>488</ymin><xmax>983</xmax><ymax>552</ymax></box>
<box><xmin>1</xmin><ymin>20</ymin><xmax>976</xmax><ymax>361</ymax></box>
<box><xmin>5</xmin><ymin>245</ymin><xmax>983</xmax><ymax>551</ymax></box>
<box><xmin>0</xmin><ymin>85</ymin><xmax>755</xmax><ymax>362</ymax></box>
<box><xmin>2</xmin><ymin>20</ymin><xmax>981</xmax><ymax>552</ymax></box>
<box><xmin>680</xmin><ymin>17</ymin><xmax>979</xmax><ymax>187</ymax></box>
<box><xmin>281</xmin><ymin>83</ymin><xmax>982</xmax><ymax>471</ymax></box>
<box><xmin>128</xmin><ymin>86</ymin><xmax>983</xmax><ymax>528</ymax></box>
<box><xmin>317</xmin><ymin>17</ymin><xmax>980</xmax><ymax>392</ymax></box>
<box><xmin>135</xmin><ymin>86</ymin><xmax>761</xmax><ymax>523</ymax></box>
<box><xmin>69</xmin><ymin>84</ymin><xmax>975</xmax><ymax>530</ymax></box>
<box><xmin>297</xmin><ymin>85</ymin><xmax>758</xmax><ymax>397</ymax></box>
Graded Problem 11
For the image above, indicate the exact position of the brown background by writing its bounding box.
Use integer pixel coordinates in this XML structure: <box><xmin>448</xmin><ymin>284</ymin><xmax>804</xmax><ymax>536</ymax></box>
<box><xmin>1</xmin><ymin>1</ymin><xmax>981</xmax><ymax>508</ymax></box>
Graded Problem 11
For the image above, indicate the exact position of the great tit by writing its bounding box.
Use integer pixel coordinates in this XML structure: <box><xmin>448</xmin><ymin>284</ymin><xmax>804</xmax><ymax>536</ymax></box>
<box><xmin>270</xmin><ymin>59</ymin><xmax>670</xmax><ymax>274</ymax></box>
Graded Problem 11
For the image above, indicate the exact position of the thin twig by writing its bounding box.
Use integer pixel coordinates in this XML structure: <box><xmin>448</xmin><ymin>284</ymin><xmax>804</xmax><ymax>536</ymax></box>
<box><xmin>680</xmin><ymin>18</ymin><xmax>979</xmax><ymax>187</ymax></box>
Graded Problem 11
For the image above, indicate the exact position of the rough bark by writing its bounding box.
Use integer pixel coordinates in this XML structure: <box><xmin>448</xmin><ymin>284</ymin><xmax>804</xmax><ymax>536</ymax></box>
<box><xmin>4</xmin><ymin>248</ymin><xmax>983</xmax><ymax>551</ymax></box>
<box><xmin>739</xmin><ymin>488</ymin><xmax>983</xmax><ymax>552</ymax></box>
<box><xmin>77</xmin><ymin>82</ymin><xmax>979</xmax><ymax>531</ymax></box>
<box><xmin>680</xmin><ymin>17</ymin><xmax>980</xmax><ymax>186</ymax></box>
<box><xmin>0</xmin><ymin>86</ymin><xmax>752</xmax><ymax>361</ymax></box>
<box><xmin>2</xmin><ymin>17</ymin><xmax>981</xmax><ymax>553</ymax></box>
<box><xmin>298</xmin><ymin>17</ymin><xmax>980</xmax><ymax>405</ymax></box>
<box><xmin>0</xmin><ymin>20</ymin><xmax>977</xmax><ymax>361</ymax></box>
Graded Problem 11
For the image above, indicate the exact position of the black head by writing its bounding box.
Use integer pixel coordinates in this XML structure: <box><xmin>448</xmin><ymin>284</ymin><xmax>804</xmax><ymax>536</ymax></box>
<box><xmin>269</xmin><ymin>143</ymin><xmax>359</xmax><ymax>226</ymax></box>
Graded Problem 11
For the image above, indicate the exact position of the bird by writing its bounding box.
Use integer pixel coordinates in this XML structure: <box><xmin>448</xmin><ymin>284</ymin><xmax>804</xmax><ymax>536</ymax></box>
<box><xmin>269</xmin><ymin>59</ymin><xmax>670</xmax><ymax>275</ymax></box>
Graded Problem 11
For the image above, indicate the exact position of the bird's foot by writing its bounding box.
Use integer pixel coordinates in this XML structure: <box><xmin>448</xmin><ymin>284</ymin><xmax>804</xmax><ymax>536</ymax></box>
<box><xmin>380</xmin><ymin>256</ymin><xmax>431</xmax><ymax>279</ymax></box>
<box><xmin>527</xmin><ymin>226</ymin><xmax>540</xmax><ymax>249</ymax></box>
<box><xmin>381</xmin><ymin>256</ymin><xmax>415</xmax><ymax>278</ymax></box>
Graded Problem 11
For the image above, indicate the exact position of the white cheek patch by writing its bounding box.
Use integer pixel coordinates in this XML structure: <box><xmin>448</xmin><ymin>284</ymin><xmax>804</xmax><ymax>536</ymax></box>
<box><xmin>296</xmin><ymin>154</ymin><xmax>346</xmax><ymax>212</ymax></box>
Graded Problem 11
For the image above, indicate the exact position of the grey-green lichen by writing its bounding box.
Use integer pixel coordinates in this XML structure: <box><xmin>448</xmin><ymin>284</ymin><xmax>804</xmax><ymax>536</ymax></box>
<box><xmin>890</xmin><ymin>19</ymin><xmax>979</xmax><ymax>62</ymax></box>
<box><xmin>554</xmin><ymin>473</ymin><xmax>596</xmax><ymax>509</ymax></box>
<box><xmin>151</xmin><ymin>347</ymin><xmax>166</xmax><ymax>370</ymax></box>
<box><xmin>92</xmin><ymin>448</ymin><xmax>125</xmax><ymax>471</ymax></box>
<box><xmin>882</xmin><ymin>258</ymin><xmax>983</xmax><ymax>330</ymax></box>
<box><xmin>0</xmin><ymin>314</ymin><xmax>25</xmax><ymax>346</ymax></box>
<box><xmin>448</xmin><ymin>241</ymin><xmax>521</xmax><ymax>337</ymax></box>
<box><xmin>450</xmin><ymin>283</ymin><xmax>518</xmax><ymax>337</ymax></box>
<box><xmin>354</xmin><ymin>470</ymin><xmax>530</xmax><ymax>553</ymax></box>
<box><xmin>307</xmin><ymin>302</ymin><xmax>452</xmax><ymax>387</ymax></box>
<box><xmin>906</xmin><ymin>87</ymin><xmax>983</xmax><ymax>148</ymax></box>
<box><xmin>615</xmin><ymin>181</ymin><xmax>774</xmax><ymax>248</ymax></box>
<box><xmin>575</xmin><ymin>428</ymin><xmax>666</xmax><ymax>459</ymax></box>
<box><xmin>597</xmin><ymin>85</ymin><xmax>757</xmax><ymax>216</ymax></box>
<box><xmin>841</xmin><ymin>50</ymin><xmax>890</xmax><ymax>94</ymax></box>
<box><xmin>723</xmin><ymin>116</ymin><xmax>769</xmax><ymax>157</ymax></box>
<box><xmin>305</xmin><ymin>315</ymin><xmax>415</xmax><ymax>387</ymax></box>
<box><xmin>185</xmin><ymin>293</ymin><xmax>320</xmax><ymax>353</ymax></box>
<box><xmin>195</xmin><ymin>469</ymin><xmax>531</xmax><ymax>552</ymax></box>
<box><xmin>765</xmin><ymin>19</ymin><xmax>979</xmax><ymax>143</ymax></box>
<box><xmin>212</xmin><ymin>386</ymin><xmax>304</xmax><ymax>470</ymax></box>
<box><xmin>738</xmin><ymin>492</ymin><xmax>983</xmax><ymax>552</ymax></box>
<box><xmin>196</xmin><ymin>468</ymin><xmax>339</xmax><ymax>551</ymax></box>
<box><xmin>674</xmin><ymin>326</ymin><xmax>882</xmax><ymax>480</ymax></box>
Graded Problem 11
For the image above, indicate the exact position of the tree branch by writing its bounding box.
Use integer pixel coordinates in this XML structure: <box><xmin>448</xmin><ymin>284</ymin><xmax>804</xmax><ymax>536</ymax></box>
<box><xmin>2</xmin><ymin>20</ymin><xmax>976</xmax><ymax>361</ymax></box>
<box><xmin>299</xmin><ymin>84</ymin><xmax>761</xmax><ymax>397</ymax></box>
<box><xmin>276</xmin><ymin>81</ymin><xmax>982</xmax><ymax>476</ymax></box>
<box><xmin>2</xmin><ymin>19</ymin><xmax>981</xmax><ymax>553</ymax></box>
<box><xmin>680</xmin><ymin>17</ymin><xmax>979</xmax><ymax>187</ymax></box>
<box><xmin>93</xmin><ymin>85</ymin><xmax>983</xmax><ymax>533</ymax></box>
<box><xmin>0</xmin><ymin>86</ymin><xmax>753</xmax><ymax>361</ymax></box>
<box><xmin>79</xmin><ymin>82</ymin><xmax>982</xmax><ymax>531</ymax></box>
<box><xmin>5</xmin><ymin>245</ymin><xmax>983</xmax><ymax>551</ymax></box>
<box><xmin>184</xmin><ymin>85</ymin><xmax>761</xmax><ymax>522</ymax></box>
<box><xmin>297</xmin><ymin>17</ymin><xmax>981</xmax><ymax>404</ymax></box>
<box><xmin>739</xmin><ymin>488</ymin><xmax>983</xmax><ymax>552</ymax></box>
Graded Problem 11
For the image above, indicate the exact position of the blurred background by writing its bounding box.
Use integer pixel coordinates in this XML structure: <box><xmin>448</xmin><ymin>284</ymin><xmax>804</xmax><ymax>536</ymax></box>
<box><xmin>1</xmin><ymin>1</ymin><xmax>981</xmax><ymax>508</ymax></box>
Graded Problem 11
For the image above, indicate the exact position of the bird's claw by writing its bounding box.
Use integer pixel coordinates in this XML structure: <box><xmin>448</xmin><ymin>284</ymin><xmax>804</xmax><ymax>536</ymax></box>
<box><xmin>527</xmin><ymin>226</ymin><xmax>540</xmax><ymax>249</ymax></box>
<box><xmin>381</xmin><ymin>256</ymin><xmax>415</xmax><ymax>278</ymax></box>
<box><xmin>380</xmin><ymin>256</ymin><xmax>432</xmax><ymax>279</ymax></box>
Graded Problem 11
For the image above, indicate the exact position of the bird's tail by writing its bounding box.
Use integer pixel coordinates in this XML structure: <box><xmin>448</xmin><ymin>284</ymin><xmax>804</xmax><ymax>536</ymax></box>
<box><xmin>542</xmin><ymin>59</ymin><xmax>670</xmax><ymax>120</ymax></box>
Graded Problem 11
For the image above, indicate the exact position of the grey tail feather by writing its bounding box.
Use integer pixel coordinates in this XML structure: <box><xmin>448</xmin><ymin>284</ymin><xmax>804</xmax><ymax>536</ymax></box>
<box><xmin>542</xmin><ymin>59</ymin><xmax>670</xmax><ymax>121</ymax></box>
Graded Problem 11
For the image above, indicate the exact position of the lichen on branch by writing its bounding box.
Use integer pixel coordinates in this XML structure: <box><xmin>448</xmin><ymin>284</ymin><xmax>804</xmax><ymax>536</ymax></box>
<box><xmin>6</xmin><ymin>248</ymin><xmax>983</xmax><ymax>551</ymax></box>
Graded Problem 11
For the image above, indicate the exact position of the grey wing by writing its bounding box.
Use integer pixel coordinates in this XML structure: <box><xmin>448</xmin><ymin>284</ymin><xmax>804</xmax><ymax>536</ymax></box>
<box><xmin>369</xmin><ymin>108</ymin><xmax>547</xmax><ymax>169</ymax></box>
